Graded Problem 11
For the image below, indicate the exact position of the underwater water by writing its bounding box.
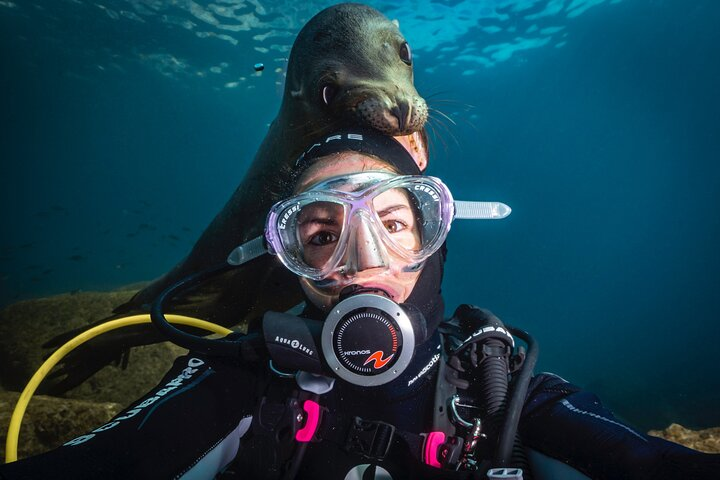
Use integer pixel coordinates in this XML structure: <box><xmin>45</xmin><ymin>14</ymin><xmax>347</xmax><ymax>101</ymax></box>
<box><xmin>1</xmin><ymin>0</ymin><xmax>718</xmax><ymax>431</ymax></box>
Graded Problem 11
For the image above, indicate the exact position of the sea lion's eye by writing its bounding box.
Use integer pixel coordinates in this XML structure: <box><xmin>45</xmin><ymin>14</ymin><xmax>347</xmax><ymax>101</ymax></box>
<box><xmin>322</xmin><ymin>84</ymin><xmax>338</xmax><ymax>105</ymax></box>
<box><xmin>399</xmin><ymin>42</ymin><xmax>412</xmax><ymax>66</ymax></box>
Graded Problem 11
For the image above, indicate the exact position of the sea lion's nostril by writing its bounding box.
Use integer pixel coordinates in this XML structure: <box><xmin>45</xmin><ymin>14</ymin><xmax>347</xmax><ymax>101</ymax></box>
<box><xmin>391</xmin><ymin>101</ymin><xmax>410</xmax><ymax>131</ymax></box>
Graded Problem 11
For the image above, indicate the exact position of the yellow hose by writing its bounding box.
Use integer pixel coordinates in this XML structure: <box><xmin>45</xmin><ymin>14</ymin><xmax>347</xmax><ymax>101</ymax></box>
<box><xmin>4</xmin><ymin>314</ymin><xmax>233</xmax><ymax>463</ymax></box>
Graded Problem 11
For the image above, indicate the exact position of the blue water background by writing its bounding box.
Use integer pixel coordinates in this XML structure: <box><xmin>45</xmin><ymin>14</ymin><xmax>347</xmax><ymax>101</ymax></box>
<box><xmin>1</xmin><ymin>0</ymin><xmax>718</xmax><ymax>431</ymax></box>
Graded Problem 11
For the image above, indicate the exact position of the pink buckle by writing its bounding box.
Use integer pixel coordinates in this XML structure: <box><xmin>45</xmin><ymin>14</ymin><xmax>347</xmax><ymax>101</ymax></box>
<box><xmin>295</xmin><ymin>399</ymin><xmax>320</xmax><ymax>442</ymax></box>
<box><xmin>423</xmin><ymin>431</ymin><xmax>446</xmax><ymax>468</ymax></box>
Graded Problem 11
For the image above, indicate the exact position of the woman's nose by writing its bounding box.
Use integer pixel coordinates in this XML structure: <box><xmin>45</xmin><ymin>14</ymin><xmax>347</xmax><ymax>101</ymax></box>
<box><xmin>344</xmin><ymin>219</ymin><xmax>390</xmax><ymax>275</ymax></box>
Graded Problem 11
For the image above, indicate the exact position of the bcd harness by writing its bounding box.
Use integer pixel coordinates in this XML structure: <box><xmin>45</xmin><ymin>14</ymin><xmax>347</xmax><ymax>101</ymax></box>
<box><xmin>235</xmin><ymin>305</ymin><xmax>536</xmax><ymax>480</ymax></box>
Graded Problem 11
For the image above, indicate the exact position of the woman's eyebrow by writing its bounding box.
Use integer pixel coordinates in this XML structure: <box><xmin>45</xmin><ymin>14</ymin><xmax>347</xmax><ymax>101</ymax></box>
<box><xmin>376</xmin><ymin>204</ymin><xmax>410</xmax><ymax>217</ymax></box>
<box><xmin>298</xmin><ymin>213</ymin><xmax>340</xmax><ymax>226</ymax></box>
<box><xmin>300</xmin><ymin>217</ymin><xmax>339</xmax><ymax>226</ymax></box>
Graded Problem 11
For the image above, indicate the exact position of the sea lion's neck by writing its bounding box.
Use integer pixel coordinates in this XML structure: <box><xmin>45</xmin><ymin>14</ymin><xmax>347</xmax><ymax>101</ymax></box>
<box><xmin>243</xmin><ymin>103</ymin><xmax>326</xmax><ymax>196</ymax></box>
<box><xmin>273</xmin><ymin>100</ymin><xmax>333</xmax><ymax>155</ymax></box>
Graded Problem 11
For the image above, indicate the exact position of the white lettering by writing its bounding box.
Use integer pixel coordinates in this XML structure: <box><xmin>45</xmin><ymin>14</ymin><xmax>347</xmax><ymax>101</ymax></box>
<box><xmin>93</xmin><ymin>421</ymin><xmax>120</xmax><ymax>432</ymax></box>
<box><xmin>295</xmin><ymin>144</ymin><xmax>322</xmax><ymax>166</ymax></box>
<box><xmin>461</xmin><ymin>326</ymin><xmax>513</xmax><ymax>346</ymax></box>
<box><xmin>156</xmin><ymin>386</ymin><xmax>178</xmax><ymax>397</ymax></box>
<box><xmin>64</xmin><ymin>434</ymin><xmax>96</xmax><ymax>446</ymax></box>
<box><xmin>166</xmin><ymin>377</ymin><xmax>184</xmax><ymax>388</ymax></box>
<box><xmin>274</xmin><ymin>336</ymin><xmax>314</xmax><ymax>357</ymax></box>
<box><xmin>187</xmin><ymin>357</ymin><xmax>205</xmax><ymax>368</ymax></box>
<box><xmin>408</xmin><ymin>353</ymin><xmax>441</xmax><ymax>386</ymax></box>
<box><xmin>343</xmin><ymin>350</ymin><xmax>371</xmax><ymax>356</ymax></box>
<box><xmin>414</xmin><ymin>184</ymin><xmax>440</xmax><ymax>202</ymax></box>
<box><xmin>114</xmin><ymin>408</ymin><xmax>141</xmax><ymax>421</ymax></box>
<box><xmin>64</xmin><ymin>357</ymin><xmax>206</xmax><ymax>447</ymax></box>
<box><xmin>136</xmin><ymin>396</ymin><xmax>159</xmax><ymax>409</ymax></box>
<box><xmin>278</xmin><ymin>203</ymin><xmax>300</xmax><ymax>230</ymax></box>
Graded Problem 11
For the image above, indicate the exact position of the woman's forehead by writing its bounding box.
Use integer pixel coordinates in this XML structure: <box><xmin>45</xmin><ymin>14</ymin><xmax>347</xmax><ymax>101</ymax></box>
<box><xmin>296</xmin><ymin>152</ymin><xmax>398</xmax><ymax>192</ymax></box>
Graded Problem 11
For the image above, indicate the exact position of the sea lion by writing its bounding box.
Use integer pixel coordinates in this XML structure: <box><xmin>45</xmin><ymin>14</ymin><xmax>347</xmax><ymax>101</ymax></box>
<box><xmin>43</xmin><ymin>3</ymin><xmax>429</xmax><ymax>392</ymax></box>
<box><xmin>124</xmin><ymin>2</ymin><xmax>428</xmax><ymax>316</ymax></box>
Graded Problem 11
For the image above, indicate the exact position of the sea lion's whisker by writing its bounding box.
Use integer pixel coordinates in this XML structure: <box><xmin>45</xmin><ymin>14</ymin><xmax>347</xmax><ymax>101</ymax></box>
<box><xmin>424</xmin><ymin>122</ymin><xmax>444</xmax><ymax>159</ymax></box>
<box><xmin>454</xmin><ymin>116</ymin><xmax>481</xmax><ymax>134</ymax></box>
<box><xmin>426</xmin><ymin>119</ymin><xmax>451</xmax><ymax>154</ymax></box>
<box><xmin>426</xmin><ymin>100</ymin><xmax>475</xmax><ymax>153</ymax></box>
<box><xmin>429</xmin><ymin>100</ymin><xmax>477</xmax><ymax>112</ymax></box>
<box><xmin>432</xmin><ymin>107</ymin><xmax>483</xmax><ymax>139</ymax></box>
<box><xmin>429</xmin><ymin>107</ymin><xmax>457</xmax><ymax>126</ymax></box>
<box><xmin>425</xmin><ymin>92</ymin><xmax>476</xmax><ymax>110</ymax></box>
<box><xmin>429</xmin><ymin>103</ymin><xmax>480</xmax><ymax>132</ymax></box>
<box><xmin>424</xmin><ymin>90</ymin><xmax>454</xmax><ymax>100</ymax></box>
<box><xmin>427</xmin><ymin>113</ymin><xmax>461</xmax><ymax>152</ymax></box>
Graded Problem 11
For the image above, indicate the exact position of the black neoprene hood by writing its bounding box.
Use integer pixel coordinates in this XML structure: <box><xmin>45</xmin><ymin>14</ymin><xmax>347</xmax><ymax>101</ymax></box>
<box><xmin>293</xmin><ymin>128</ymin><xmax>423</xmax><ymax>178</ymax></box>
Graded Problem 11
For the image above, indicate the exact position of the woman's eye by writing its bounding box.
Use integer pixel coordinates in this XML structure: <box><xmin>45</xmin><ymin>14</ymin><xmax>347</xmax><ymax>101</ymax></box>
<box><xmin>384</xmin><ymin>220</ymin><xmax>407</xmax><ymax>233</ymax></box>
<box><xmin>308</xmin><ymin>231</ymin><xmax>338</xmax><ymax>246</ymax></box>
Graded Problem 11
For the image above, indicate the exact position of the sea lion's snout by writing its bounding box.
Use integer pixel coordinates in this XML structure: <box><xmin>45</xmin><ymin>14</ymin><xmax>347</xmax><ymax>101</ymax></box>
<box><xmin>356</xmin><ymin>94</ymin><xmax>427</xmax><ymax>136</ymax></box>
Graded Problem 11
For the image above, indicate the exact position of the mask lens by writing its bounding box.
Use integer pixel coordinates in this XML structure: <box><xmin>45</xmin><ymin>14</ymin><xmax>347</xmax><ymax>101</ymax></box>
<box><xmin>372</xmin><ymin>181</ymin><xmax>446</xmax><ymax>259</ymax></box>
<box><xmin>276</xmin><ymin>200</ymin><xmax>347</xmax><ymax>274</ymax></box>
<box><xmin>371</xmin><ymin>187</ymin><xmax>422</xmax><ymax>253</ymax></box>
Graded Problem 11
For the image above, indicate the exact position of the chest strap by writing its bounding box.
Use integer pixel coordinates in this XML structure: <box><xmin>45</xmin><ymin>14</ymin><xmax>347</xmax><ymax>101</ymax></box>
<box><xmin>313</xmin><ymin>411</ymin><xmax>464</xmax><ymax>469</ymax></box>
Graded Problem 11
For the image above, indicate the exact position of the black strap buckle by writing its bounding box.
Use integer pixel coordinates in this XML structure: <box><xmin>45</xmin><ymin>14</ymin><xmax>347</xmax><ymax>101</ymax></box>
<box><xmin>345</xmin><ymin>417</ymin><xmax>396</xmax><ymax>460</ymax></box>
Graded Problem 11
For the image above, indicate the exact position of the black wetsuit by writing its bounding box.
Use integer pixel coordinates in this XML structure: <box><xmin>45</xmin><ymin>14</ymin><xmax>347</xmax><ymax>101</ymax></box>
<box><xmin>1</xmin><ymin>329</ymin><xmax>718</xmax><ymax>480</ymax></box>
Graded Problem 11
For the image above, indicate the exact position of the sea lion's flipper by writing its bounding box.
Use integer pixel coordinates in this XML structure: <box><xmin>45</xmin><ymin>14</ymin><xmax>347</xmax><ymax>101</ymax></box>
<box><xmin>41</xmin><ymin>258</ymin><xmax>302</xmax><ymax>395</ymax></box>
<box><xmin>39</xmin><ymin>324</ymin><xmax>150</xmax><ymax>395</ymax></box>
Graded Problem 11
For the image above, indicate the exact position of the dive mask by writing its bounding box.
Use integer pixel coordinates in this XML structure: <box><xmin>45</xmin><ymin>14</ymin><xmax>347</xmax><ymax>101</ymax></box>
<box><xmin>240</xmin><ymin>172</ymin><xmax>511</xmax><ymax>281</ymax></box>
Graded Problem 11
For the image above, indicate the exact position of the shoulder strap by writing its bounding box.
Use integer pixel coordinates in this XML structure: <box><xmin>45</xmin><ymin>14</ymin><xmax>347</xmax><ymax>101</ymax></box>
<box><xmin>234</xmin><ymin>367</ymin><xmax>317</xmax><ymax>480</ymax></box>
<box><xmin>433</xmin><ymin>325</ymin><xmax>460</xmax><ymax>435</ymax></box>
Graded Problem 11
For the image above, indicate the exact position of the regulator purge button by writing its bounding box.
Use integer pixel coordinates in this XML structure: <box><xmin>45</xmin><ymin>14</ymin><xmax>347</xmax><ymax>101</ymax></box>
<box><xmin>322</xmin><ymin>294</ymin><xmax>415</xmax><ymax>387</ymax></box>
<box><xmin>334</xmin><ymin>308</ymin><xmax>401</xmax><ymax>375</ymax></box>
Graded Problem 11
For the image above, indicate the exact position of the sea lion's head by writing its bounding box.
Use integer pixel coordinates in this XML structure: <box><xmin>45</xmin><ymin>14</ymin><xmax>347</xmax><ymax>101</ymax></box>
<box><xmin>284</xmin><ymin>4</ymin><xmax>427</xmax><ymax>140</ymax></box>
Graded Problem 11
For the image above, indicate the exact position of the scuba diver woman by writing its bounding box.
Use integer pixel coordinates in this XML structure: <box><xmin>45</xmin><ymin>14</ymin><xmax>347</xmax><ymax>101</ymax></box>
<box><xmin>1</xmin><ymin>129</ymin><xmax>718</xmax><ymax>479</ymax></box>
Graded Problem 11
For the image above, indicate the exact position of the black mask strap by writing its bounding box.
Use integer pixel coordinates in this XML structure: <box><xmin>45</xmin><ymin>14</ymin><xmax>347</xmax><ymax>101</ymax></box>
<box><xmin>293</xmin><ymin>128</ymin><xmax>422</xmax><ymax>179</ymax></box>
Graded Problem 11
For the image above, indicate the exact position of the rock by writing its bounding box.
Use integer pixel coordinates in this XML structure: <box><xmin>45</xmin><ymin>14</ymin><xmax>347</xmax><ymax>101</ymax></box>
<box><xmin>0</xmin><ymin>391</ymin><xmax>122</xmax><ymax>460</ymax></box>
<box><xmin>0</xmin><ymin>288</ymin><xmax>193</xmax><ymax>463</ymax></box>
<box><xmin>0</xmin><ymin>290</ymin><xmax>186</xmax><ymax>406</ymax></box>
<box><xmin>648</xmin><ymin>423</ymin><xmax>720</xmax><ymax>453</ymax></box>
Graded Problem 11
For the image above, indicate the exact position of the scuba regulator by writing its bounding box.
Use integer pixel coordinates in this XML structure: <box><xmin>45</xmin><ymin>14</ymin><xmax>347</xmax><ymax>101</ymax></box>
<box><xmin>150</xmin><ymin>264</ymin><xmax>429</xmax><ymax>387</ymax></box>
<box><xmin>264</xmin><ymin>289</ymin><xmax>427</xmax><ymax>387</ymax></box>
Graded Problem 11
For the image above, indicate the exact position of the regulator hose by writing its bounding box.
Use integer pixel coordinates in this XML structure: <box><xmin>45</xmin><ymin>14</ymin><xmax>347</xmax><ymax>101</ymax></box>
<box><xmin>450</xmin><ymin>305</ymin><xmax>538</xmax><ymax>475</ymax></box>
<box><xmin>495</xmin><ymin>326</ymin><xmax>538</xmax><ymax>468</ymax></box>
<box><xmin>476</xmin><ymin>337</ymin><xmax>510</xmax><ymax>441</ymax></box>
<box><xmin>6</xmin><ymin>314</ymin><xmax>233</xmax><ymax>463</ymax></box>
<box><xmin>150</xmin><ymin>262</ymin><xmax>265</xmax><ymax>359</ymax></box>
